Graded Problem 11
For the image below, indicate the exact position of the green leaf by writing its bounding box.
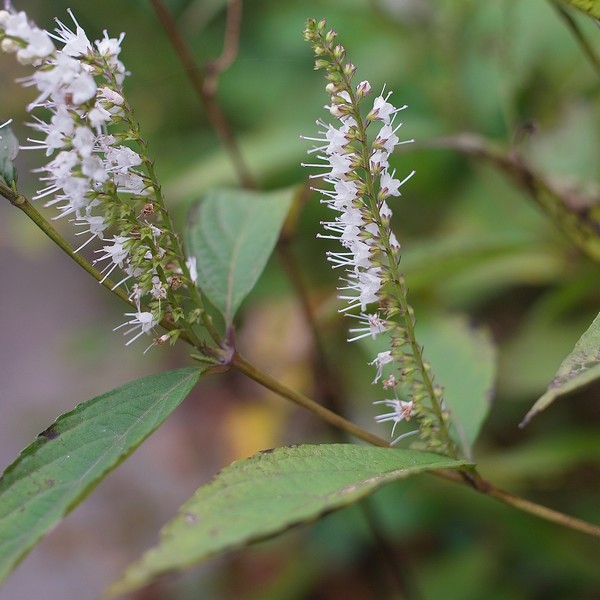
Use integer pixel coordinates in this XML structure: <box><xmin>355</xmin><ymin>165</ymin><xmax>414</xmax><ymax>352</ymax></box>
<box><xmin>0</xmin><ymin>368</ymin><xmax>203</xmax><ymax>583</ymax></box>
<box><xmin>108</xmin><ymin>445</ymin><xmax>467</xmax><ymax>597</ymax></box>
<box><xmin>0</xmin><ymin>121</ymin><xmax>18</xmax><ymax>186</ymax></box>
<box><xmin>185</xmin><ymin>187</ymin><xmax>294</xmax><ymax>324</ymax></box>
<box><xmin>562</xmin><ymin>0</ymin><xmax>600</xmax><ymax>20</ymax></box>
<box><xmin>521</xmin><ymin>312</ymin><xmax>600</xmax><ymax>426</ymax></box>
<box><xmin>417</xmin><ymin>316</ymin><xmax>497</xmax><ymax>459</ymax></box>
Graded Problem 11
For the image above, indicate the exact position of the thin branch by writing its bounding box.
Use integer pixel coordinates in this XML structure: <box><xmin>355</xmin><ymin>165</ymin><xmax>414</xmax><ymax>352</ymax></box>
<box><xmin>276</xmin><ymin>185</ymin><xmax>348</xmax><ymax>418</ymax></box>
<box><xmin>0</xmin><ymin>182</ymin><xmax>196</xmax><ymax>346</ymax></box>
<box><xmin>232</xmin><ymin>346</ymin><xmax>600</xmax><ymax>538</ymax></box>
<box><xmin>550</xmin><ymin>0</ymin><xmax>600</xmax><ymax>76</ymax></box>
<box><xmin>231</xmin><ymin>350</ymin><xmax>391</xmax><ymax>447</ymax></box>
<box><xmin>204</xmin><ymin>0</ymin><xmax>243</xmax><ymax>95</ymax></box>
<box><xmin>436</xmin><ymin>468</ymin><xmax>600</xmax><ymax>538</ymax></box>
<box><xmin>149</xmin><ymin>0</ymin><xmax>256</xmax><ymax>189</ymax></box>
<box><xmin>359</xmin><ymin>500</ymin><xmax>422</xmax><ymax>599</ymax></box>
<box><xmin>419</xmin><ymin>133</ymin><xmax>600</xmax><ymax>264</ymax></box>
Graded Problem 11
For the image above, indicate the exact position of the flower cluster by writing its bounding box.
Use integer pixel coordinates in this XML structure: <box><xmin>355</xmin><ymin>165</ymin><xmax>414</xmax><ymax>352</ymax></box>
<box><xmin>303</xmin><ymin>19</ymin><xmax>458</xmax><ymax>455</ymax></box>
<box><xmin>0</xmin><ymin>8</ymin><xmax>198</xmax><ymax>348</ymax></box>
<box><xmin>304</xmin><ymin>89</ymin><xmax>414</xmax><ymax>321</ymax></box>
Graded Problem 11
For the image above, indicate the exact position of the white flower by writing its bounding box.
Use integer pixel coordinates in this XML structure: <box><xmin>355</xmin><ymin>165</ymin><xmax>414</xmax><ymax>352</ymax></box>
<box><xmin>380</xmin><ymin>170</ymin><xmax>401</xmax><ymax>197</ymax></box>
<box><xmin>186</xmin><ymin>256</ymin><xmax>198</xmax><ymax>284</ymax></box>
<box><xmin>373</xmin><ymin>399</ymin><xmax>415</xmax><ymax>444</ymax></box>
<box><xmin>114</xmin><ymin>310</ymin><xmax>158</xmax><ymax>346</ymax></box>
<box><xmin>73</xmin><ymin>214</ymin><xmax>108</xmax><ymax>251</ymax></box>
<box><xmin>52</xmin><ymin>9</ymin><xmax>92</xmax><ymax>57</ymax></box>
<box><xmin>104</xmin><ymin>145</ymin><xmax>143</xmax><ymax>172</ymax></box>
<box><xmin>375</xmin><ymin>124</ymin><xmax>400</xmax><ymax>153</ymax></box>
<box><xmin>94</xmin><ymin>235</ymin><xmax>131</xmax><ymax>282</ymax></box>
<box><xmin>0</xmin><ymin>10</ymin><xmax>55</xmax><ymax>62</ymax></box>
<box><xmin>1</xmin><ymin>8</ymin><xmax>185</xmax><ymax>351</ymax></box>
<box><xmin>369</xmin><ymin>149</ymin><xmax>389</xmax><ymax>172</ymax></box>
<box><xmin>369</xmin><ymin>90</ymin><xmax>406</xmax><ymax>125</ymax></box>
<box><xmin>81</xmin><ymin>154</ymin><xmax>108</xmax><ymax>183</ymax></box>
<box><xmin>98</xmin><ymin>87</ymin><xmax>124</xmax><ymax>106</ymax></box>
<box><xmin>347</xmin><ymin>312</ymin><xmax>388</xmax><ymax>342</ymax></box>
<box><xmin>72</xmin><ymin>126</ymin><xmax>95</xmax><ymax>157</ymax></box>
<box><xmin>150</xmin><ymin>276</ymin><xmax>167</xmax><ymax>300</ymax></box>
<box><xmin>22</xmin><ymin>106</ymin><xmax>73</xmax><ymax>155</ymax></box>
<box><xmin>16</xmin><ymin>28</ymin><xmax>55</xmax><ymax>64</ymax></box>
<box><xmin>114</xmin><ymin>171</ymin><xmax>148</xmax><ymax>195</ymax></box>
<box><xmin>95</xmin><ymin>30</ymin><xmax>124</xmax><ymax>58</ymax></box>
<box><xmin>381</xmin><ymin>169</ymin><xmax>415</xmax><ymax>199</ymax></box>
<box><xmin>369</xmin><ymin>350</ymin><xmax>394</xmax><ymax>384</ymax></box>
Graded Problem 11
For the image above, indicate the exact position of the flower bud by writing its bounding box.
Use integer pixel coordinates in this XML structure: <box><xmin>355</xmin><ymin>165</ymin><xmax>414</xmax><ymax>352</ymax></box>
<box><xmin>356</xmin><ymin>80</ymin><xmax>371</xmax><ymax>97</ymax></box>
<box><xmin>333</xmin><ymin>44</ymin><xmax>345</xmax><ymax>60</ymax></box>
<box><xmin>329</xmin><ymin>103</ymin><xmax>351</xmax><ymax>118</ymax></box>
<box><xmin>343</xmin><ymin>62</ymin><xmax>356</xmax><ymax>77</ymax></box>
<box><xmin>1</xmin><ymin>38</ymin><xmax>18</xmax><ymax>53</ymax></box>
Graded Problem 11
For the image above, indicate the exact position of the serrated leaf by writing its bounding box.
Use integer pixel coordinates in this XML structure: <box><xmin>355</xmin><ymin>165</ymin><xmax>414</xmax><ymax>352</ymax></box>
<box><xmin>0</xmin><ymin>121</ymin><xmax>18</xmax><ymax>186</ymax></box>
<box><xmin>108</xmin><ymin>445</ymin><xmax>467</xmax><ymax>597</ymax></box>
<box><xmin>521</xmin><ymin>312</ymin><xmax>600</xmax><ymax>426</ymax></box>
<box><xmin>185</xmin><ymin>187</ymin><xmax>294</xmax><ymax>323</ymax></box>
<box><xmin>418</xmin><ymin>316</ymin><xmax>496</xmax><ymax>459</ymax></box>
<box><xmin>0</xmin><ymin>367</ymin><xmax>204</xmax><ymax>583</ymax></box>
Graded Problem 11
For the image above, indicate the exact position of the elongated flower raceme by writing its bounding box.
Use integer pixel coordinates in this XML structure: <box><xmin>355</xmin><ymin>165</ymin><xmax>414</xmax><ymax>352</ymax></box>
<box><xmin>303</xmin><ymin>19</ymin><xmax>460</xmax><ymax>457</ymax></box>
<box><xmin>0</xmin><ymin>8</ymin><xmax>200</xmax><ymax>349</ymax></box>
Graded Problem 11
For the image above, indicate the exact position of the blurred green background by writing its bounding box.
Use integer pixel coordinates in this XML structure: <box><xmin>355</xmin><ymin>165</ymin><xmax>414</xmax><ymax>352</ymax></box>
<box><xmin>1</xmin><ymin>0</ymin><xmax>599</xmax><ymax>598</ymax></box>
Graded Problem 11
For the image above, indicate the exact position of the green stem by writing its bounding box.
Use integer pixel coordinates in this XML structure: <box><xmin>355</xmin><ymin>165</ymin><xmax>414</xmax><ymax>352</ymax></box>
<box><xmin>231</xmin><ymin>351</ymin><xmax>390</xmax><ymax>447</ymax></box>
<box><xmin>0</xmin><ymin>181</ymin><xmax>195</xmax><ymax>346</ymax></box>
<box><xmin>436</xmin><ymin>468</ymin><xmax>600</xmax><ymax>538</ymax></box>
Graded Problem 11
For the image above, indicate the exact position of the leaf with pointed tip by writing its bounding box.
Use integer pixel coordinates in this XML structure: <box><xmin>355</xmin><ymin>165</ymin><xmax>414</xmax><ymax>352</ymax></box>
<box><xmin>522</xmin><ymin>312</ymin><xmax>600</xmax><ymax>426</ymax></box>
<box><xmin>107</xmin><ymin>445</ymin><xmax>467</xmax><ymax>597</ymax></box>
<box><xmin>418</xmin><ymin>316</ymin><xmax>496</xmax><ymax>459</ymax></box>
<box><xmin>185</xmin><ymin>187</ymin><xmax>295</xmax><ymax>324</ymax></box>
<box><xmin>0</xmin><ymin>368</ymin><xmax>204</xmax><ymax>584</ymax></box>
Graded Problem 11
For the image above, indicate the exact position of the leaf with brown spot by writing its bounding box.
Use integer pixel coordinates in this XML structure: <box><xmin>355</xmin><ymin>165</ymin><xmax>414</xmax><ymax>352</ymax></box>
<box><xmin>107</xmin><ymin>445</ymin><xmax>467</xmax><ymax>597</ymax></box>
<box><xmin>522</xmin><ymin>312</ymin><xmax>600</xmax><ymax>426</ymax></box>
<box><xmin>0</xmin><ymin>368</ymin><xmax>204</xmax><ymax>584</ymax></box>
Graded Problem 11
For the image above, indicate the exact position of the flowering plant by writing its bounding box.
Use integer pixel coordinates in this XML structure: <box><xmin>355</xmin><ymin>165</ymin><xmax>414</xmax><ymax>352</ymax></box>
<box><xmin>0</xmin><ymin>3</ymin><xmax>599</xmax><ymax>598</ymax></box>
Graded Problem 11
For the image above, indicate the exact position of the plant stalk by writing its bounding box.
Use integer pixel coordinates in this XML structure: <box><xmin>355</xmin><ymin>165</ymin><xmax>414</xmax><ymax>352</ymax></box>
<box><xmin>231</xmin><ymin>351</ymin><xmax>390</xmax><ymax>447</ymax></box>
<box><xmin>0</xmin><ymin>181</ymin><xmax>195</xmax><ymax>346</ymax></box>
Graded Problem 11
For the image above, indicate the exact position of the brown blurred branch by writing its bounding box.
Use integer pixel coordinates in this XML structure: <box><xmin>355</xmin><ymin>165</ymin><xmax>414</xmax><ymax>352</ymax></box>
<box><xmin>149</xmin><ymin>0</ymin><xmax>256</xmax><ymax>189</ymax></box>
<box><xmin>436</xmin><ymin>468</ymin><xmax>600</xmax><ymax>538</ymax></box>
<box><xmin>204</xmin><ymin>0</ymin><xmax>243</xmax><ymax>95</ymax></box>
<box><xmin>421</xmin><ymin>133</ymin><xmax>600</xmax><ymax>263</ymax></box>
<box><xmin>558</xmin><ymin>0</ymin><xmax>600</xmax><ymax>20</ymax></box>
<box><xmin>550</xmin><ymin>0</ymin><xmax>600</xmax><ymax>76</ymax></box>
<box><xmin>276</xmin><ymin>182</ymin><xmax>349</xmax><ymax>420</ymax></box>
